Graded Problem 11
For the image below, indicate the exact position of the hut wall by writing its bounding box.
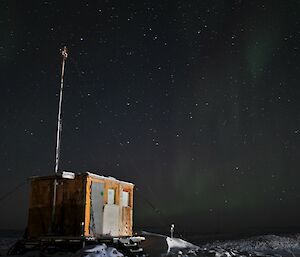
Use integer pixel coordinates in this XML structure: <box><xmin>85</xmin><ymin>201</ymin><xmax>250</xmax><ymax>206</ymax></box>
<box><xmin>56</xmin><ymin>175</ymin><xmax>85</xmax><ymax>236</ymax></box>
<box><xmin>27</xmin><ymin>173</ymin><xmax>133</xmax><ymax>239</ymax></box>
<box><xmin>27</xmin><ymin>178</ymin><xmax>53</xmax><ymax>238</ymax></box>
<box><xmin>27</xmin><ymin>176</ymin><xmax>85</xmax><ymax>238</ymax></box>
<box><xmin>84</xmin><ymin>176</ymin><xmax>134</xmax><ymax>237</ymax></box>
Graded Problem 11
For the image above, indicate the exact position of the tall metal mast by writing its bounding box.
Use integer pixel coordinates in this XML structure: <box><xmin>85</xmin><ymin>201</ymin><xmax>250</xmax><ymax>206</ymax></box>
<box><xmin>51</xmin><ymin>46</ymin><xmax>68</xmax><ymax>233</ymax></box>
<box><xmin>55</xmin><ymin>46</ymin><xmax>68</xmax><ymax>174</ymax></box>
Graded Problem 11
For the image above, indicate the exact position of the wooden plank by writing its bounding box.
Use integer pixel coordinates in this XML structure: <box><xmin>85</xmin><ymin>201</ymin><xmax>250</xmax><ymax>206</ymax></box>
<box><xmin>84</xmin><ymin>176</ymin><xmax>91</xmax><ymax>236</ymax></box>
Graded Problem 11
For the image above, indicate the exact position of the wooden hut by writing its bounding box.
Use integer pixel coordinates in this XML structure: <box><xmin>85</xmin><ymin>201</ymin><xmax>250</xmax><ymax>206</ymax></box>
<box><xmin>27</xmin><ymin>172</ymin><xmax>134</xmax><ymax>239</ymax></box>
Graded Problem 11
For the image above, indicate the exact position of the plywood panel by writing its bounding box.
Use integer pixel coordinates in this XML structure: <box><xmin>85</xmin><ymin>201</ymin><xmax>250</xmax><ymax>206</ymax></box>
<box><xmin>90</xmin><ymin>182</ymin><xmax>104</xmax><ymax>236</ymax></box>
<box><xmin>102</xmin><ymin>205</ymin><xmax>119</xmax><ymax>236</ymax></box>
<box><xmin>120</xmin><ymin>207</ymin><xmax>133</xmax><ymax>236</ymax></box>
<box><xmin>27</xmin><ymin>175</ymin><xmax>85</xmax><ymax>238</ymax></box>
<box><xmin>27</xmin><ymin>179</ymin><xmax>53</xmax><ymax>238</ymax></box>
<box><xmin>60</xmin><ymin>176</ymin><xmax>85</xmax><ymax>236</ymax></box>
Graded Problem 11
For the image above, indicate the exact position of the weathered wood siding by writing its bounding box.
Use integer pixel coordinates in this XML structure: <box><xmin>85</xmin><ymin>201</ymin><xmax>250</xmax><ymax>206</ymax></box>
<box><xmin>27</xmin><ymin>175</ymin><xmax>85</xmax><ymax>238</ymax></box>
<box><xmin>84</xmin><ymin>175</ymin><xmax>134</xmax><ymax>237</ymax></box>
<box><xmin>27</xmin><ymin>173</ymin><xmax>134</xmax><ymax>239</ymax></box>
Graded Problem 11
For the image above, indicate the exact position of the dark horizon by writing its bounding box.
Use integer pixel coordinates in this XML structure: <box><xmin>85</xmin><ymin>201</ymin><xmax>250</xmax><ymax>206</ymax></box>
<box><xmin>0</xmin><ymin>0</ymin><xmax>300</xmax><ymax>234</ymax></box>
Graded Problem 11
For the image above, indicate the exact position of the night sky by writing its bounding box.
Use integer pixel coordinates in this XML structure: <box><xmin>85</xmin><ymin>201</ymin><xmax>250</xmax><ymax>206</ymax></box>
<box><xmin>0</xmin><ymin>0</ymin><xmax>300</xmax><ymax>235</ymax></box>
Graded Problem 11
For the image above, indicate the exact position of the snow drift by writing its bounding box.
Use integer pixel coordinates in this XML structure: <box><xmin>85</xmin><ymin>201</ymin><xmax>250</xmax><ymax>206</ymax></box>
<box><xmin>1</xmin><ymin>233</ymin><xmax>300</xmax><ymax>257</ymax></box>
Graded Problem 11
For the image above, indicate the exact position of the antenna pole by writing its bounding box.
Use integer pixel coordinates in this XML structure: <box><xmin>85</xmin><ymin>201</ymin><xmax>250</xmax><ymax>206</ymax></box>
<box><xmin>51</xmin><ymin>46</ymin><xmax>68</xmax><ymax>233</ymax></box>
<box><xmin>55</xmin><ymin>46</ymin><xmax>68</xmax><ymax>174</ymax></box>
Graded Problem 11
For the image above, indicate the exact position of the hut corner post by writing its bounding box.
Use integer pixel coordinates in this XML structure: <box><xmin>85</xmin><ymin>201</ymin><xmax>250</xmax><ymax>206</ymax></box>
<box><xmin>50</xmin><ymin>47</ymin><xmax>68</xmax><ymax>233</ymax></box>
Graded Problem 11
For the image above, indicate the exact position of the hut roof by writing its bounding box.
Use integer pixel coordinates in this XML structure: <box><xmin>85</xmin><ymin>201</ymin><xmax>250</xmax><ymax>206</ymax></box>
<box><xmin>30</xmin><ymin>171</ymin><xmax>134</xmax><ymax>186</ymax></box>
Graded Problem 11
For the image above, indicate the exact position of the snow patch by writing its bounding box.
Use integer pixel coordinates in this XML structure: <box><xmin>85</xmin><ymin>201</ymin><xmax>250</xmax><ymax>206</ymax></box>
<box><xmin>166</xmin><ymin>237</ymin><xmax>199</xmax><ymax>253</ymax></box>
<box><xmin>75</xmin><ymin>244</ymin><xmax>123</xmax><ymax>257</ymax></box>
<box><xmin>203</xmin><ymin>234</ymin><xmax>300</xmax><ymax>252</ymax></box>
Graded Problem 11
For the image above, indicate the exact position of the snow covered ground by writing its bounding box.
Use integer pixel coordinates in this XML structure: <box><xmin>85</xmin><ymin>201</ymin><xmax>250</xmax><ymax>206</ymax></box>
<box><xmin>0</xmin><ymin>238</ymin><xmax>18</xmax><ymax>256</ymax></box>
<box><xmin>203</xmin><ymin>234</ymin><xmax>300</xmax><ymax>252</ymax></box>
<box><xmin>201</xmin><ymin>234</ymin><xmax>300</xmax><ymax>257</ymax></box>
<box><xmin>1</xmin><ymin>232</ymin><xmax>300</xmax><ymax>257</ymax></box>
